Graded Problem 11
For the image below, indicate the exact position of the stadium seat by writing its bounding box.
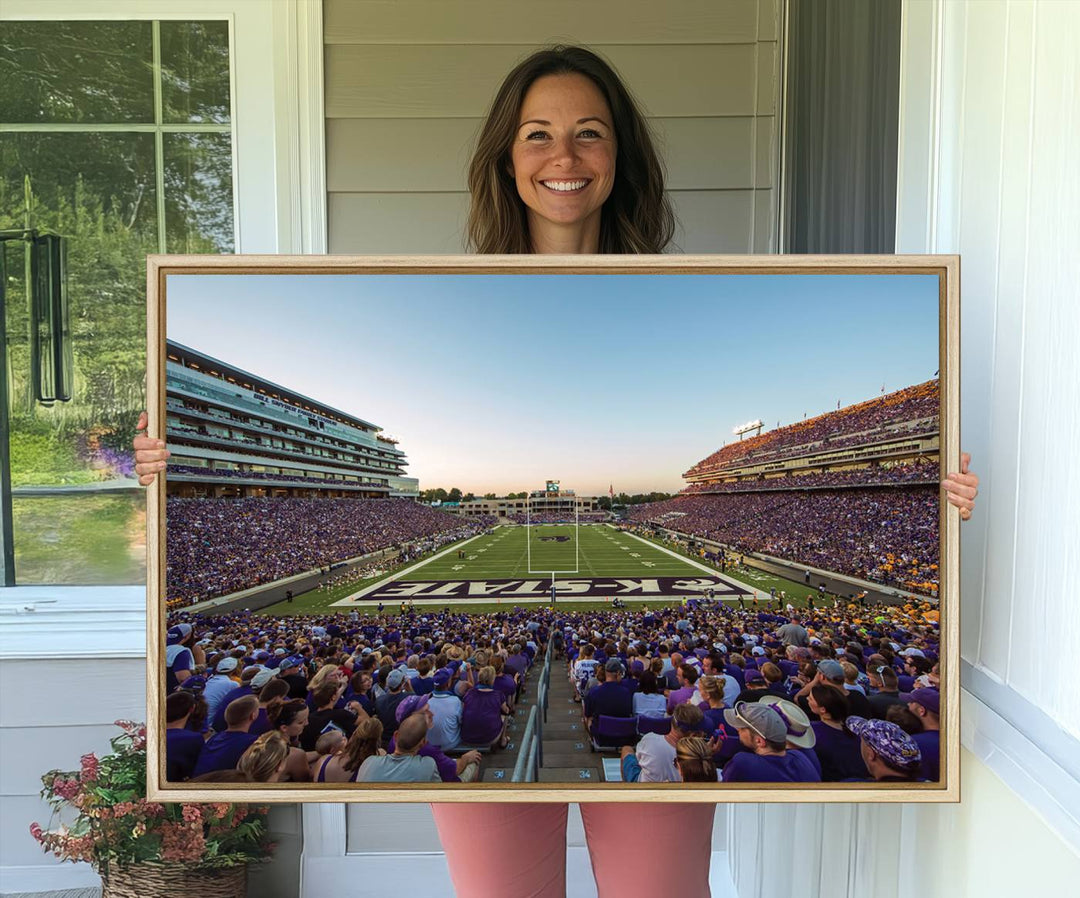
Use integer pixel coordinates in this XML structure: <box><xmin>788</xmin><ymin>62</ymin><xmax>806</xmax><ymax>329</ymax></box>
<box><xmin>444</xmin><ymin>743</ymin><xmax>491</xmax><ymax>756</ymax></box>
<box><xmin>589</xmin><ymin>715</ymin><xmax>639</xmax><ymax>752</ymax></box>
<box><xmin>636</xmin><ymin>715</ymin><xmax>672</xmax><ymax>737</ymax></box>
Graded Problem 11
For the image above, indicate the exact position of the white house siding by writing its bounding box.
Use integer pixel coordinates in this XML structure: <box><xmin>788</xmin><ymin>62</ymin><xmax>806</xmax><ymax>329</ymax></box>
<box><xmin>323</xmin><ymin>0</ymin><xmax>781</xmax><ymax>253</ymax></box>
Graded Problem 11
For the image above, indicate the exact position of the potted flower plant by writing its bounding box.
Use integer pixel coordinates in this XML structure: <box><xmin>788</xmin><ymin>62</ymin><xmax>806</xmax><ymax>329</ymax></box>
<box><xmin>31</xmin><ymin>720</ymin><xmax>273</xmax><ymax>898</ymax></box>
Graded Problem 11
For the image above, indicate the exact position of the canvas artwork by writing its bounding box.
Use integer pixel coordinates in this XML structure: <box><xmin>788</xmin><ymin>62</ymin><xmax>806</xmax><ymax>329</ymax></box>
<box><xmin>146</xmin><ymin>255</ymin><xmax>959</xmax><ymax>803</ymax></box>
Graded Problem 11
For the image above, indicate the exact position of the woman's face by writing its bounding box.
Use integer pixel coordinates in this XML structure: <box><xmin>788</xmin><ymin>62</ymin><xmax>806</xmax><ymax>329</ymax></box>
<box><xmin>509</xmin><ymin>73</ymin><xmax>616</xmax><ymax>239</ymax></box>
<box><xmin>283</xmin><ymin>708</ymin><xmax>308</xmax><ymax>739</ymax></box>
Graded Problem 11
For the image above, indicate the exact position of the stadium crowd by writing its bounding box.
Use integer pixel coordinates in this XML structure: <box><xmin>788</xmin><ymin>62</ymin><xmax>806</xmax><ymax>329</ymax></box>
<box><xmin>626</xmin><ymin>487</ymin><xmax>939</xmax><ymax>593</ymax></box>
<box><xmin>685</xmin><ymin>380</ymin><xmax>939</xmax><ymax>479</ymax></box>
<box><xmin>164</xmin><ymin>597</ymin><xmax>941</xmax><ymax>786</ymax></box>
<box><xmin>681</xmin><ymin>459</ymin><xmax>938</xmax><ymax>495</ymax></box>
<box><xmin>166</xmin><ymin>497</ymin><xmax>493</xmax><ymax>607</ymax></box>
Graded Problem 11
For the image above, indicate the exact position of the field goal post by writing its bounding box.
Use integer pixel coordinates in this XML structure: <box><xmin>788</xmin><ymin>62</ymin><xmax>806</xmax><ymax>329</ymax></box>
<box><xmin>525</xmin><ymin>500</ymin><xmax>580</xmax><ymax>603</ymax></box>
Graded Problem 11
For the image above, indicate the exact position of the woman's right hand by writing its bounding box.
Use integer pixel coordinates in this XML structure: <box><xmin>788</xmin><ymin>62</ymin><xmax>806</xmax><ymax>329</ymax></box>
<box><xmin>133</xmin><ymin>411</ymin><xmax>170</xmax><ymax>486</ymax></box>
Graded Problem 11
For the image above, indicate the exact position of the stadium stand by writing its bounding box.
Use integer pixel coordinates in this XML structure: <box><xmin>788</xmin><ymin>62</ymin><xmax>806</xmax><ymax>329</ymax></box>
<box><xmin>166</xmin><ymin>497</ymin><xmax>493</xmax><ymax>607</ymax></box>
<box><xmin>627</xmin><ymin>381</ymin><xmax>941</xmax><ymax>595</ymax></box>
<box><xmin>165</xmin><ymin>599</ymin><xmax>940</xmax><ymax>785</ymax></box>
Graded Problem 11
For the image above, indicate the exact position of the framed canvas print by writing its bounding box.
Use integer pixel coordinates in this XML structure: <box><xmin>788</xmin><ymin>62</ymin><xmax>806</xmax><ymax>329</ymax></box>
<box><xmin>145</xmin><ymin>254</ymin><xmax>959</xmax><ymax>804</ymax></box>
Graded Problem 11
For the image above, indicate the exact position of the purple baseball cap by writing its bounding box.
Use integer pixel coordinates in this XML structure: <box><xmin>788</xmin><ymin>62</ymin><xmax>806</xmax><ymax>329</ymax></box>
<box><xmin>744</xmin><ymin>669</ymin><xmax>765</xmax><ymax>684</ymax></box>
<box><xmin>166</xmin><ymin>623</ymin><xmax>193</xmax><ymax>644</ymax></box>
<box><xmin>900</xmin><ymin>687</ymin><xmax>940</xmax><ymax>715</ymax></box>
<box><xmin>432</xmin><ymin>667</ymin><xmax>453</xmax><ymax>689</ymax></box>
<box><xmin>395</xmin><ymin>694</ymin><xmax>431</xmax><ymax>723</ymax></box>
<box><xmin>846</xmin><ymin>716</ymin><xmax>922</xmax><ymax>772</ymax></box>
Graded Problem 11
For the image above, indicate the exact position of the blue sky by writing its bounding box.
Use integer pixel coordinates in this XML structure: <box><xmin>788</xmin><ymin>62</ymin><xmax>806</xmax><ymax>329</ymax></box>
<box><xmin>167</xmin><ymin>273</ymin><xmax>939</xmax><ymax>495</ymax></box>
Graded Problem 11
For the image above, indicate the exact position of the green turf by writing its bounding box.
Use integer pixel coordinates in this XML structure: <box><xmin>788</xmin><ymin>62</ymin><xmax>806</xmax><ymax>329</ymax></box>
<box><xmin>400</xmin><ymin>524</ymin><xmax>705</xmax><ymax>580</ymax></box>
<box><xmin>628</xmin><ymin>531</ymin><xmax>817</xmax><ymax>603</ymax></box>
<box><xmin>256</xmin><ymin>525</ymin><xmax>716</xmax><ymax>616</ymax></box>
<box><xmin>253</xmin><ymin>525</ymin><xmax>839</xmax><ymax>618</ymax></box>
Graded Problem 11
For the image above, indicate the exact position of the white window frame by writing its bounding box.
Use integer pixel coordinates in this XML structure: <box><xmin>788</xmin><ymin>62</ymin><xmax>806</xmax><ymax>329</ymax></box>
<box><xmin>0</xmin><ymin>0</ymin><xmax>326</xmax><ymax>660</ymax></box>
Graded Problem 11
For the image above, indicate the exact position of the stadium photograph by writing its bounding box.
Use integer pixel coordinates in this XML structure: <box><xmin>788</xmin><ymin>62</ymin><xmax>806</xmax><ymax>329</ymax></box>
<box><xmin>151</xmin><ymin>263</ymin><xmax>953</xmax><ymax>799</ymax></box>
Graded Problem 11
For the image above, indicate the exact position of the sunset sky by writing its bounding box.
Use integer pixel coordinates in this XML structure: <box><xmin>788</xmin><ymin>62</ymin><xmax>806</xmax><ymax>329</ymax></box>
<box><xmin>167</xmin><ymin>272</ymin><xmax>939</xmax><ymax>495</ymax></box>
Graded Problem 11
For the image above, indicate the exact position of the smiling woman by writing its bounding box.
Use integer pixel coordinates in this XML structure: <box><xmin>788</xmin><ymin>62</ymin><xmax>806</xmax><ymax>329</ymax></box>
<box><xmin>509</xmin><ymin>73</ymin><xmax>617</xmax><ymax>252</ymax></box>
<box><xmin>466</xmin><ymin>45</ymin><xmax>674</xmax><ymax>255</ymax></box>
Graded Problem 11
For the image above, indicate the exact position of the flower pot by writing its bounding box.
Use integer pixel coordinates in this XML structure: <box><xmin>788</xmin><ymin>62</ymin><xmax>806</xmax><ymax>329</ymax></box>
<box><xmin>100</xmin><ymin>862</ymin><xmax>247</xmax><ymax>898</ymax></box>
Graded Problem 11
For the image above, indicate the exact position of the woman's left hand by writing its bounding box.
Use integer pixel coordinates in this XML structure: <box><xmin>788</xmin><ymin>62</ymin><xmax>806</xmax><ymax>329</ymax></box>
<box><xmin>942</xmin><ymin>452</ymin><xmax>979</xmax><ymax>521</ymax></box>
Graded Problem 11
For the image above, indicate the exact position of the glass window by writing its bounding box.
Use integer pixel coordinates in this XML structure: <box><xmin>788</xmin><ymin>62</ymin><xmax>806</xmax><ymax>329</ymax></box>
<box><xmin>0</xmin><ymin>20</ymin><xmax>234</xmax><ymax>585</ymax></box>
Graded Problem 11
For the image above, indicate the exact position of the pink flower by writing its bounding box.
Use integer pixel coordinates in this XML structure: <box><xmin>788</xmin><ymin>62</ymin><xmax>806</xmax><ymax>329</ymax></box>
<box><xmin>29</xmin><ymin>822</ymin><xmax>43</xmax><ymax>842</ymax></box>
<box><xmin>80</xmin><ymin>753</ymin><xmax>100</xmax><ymax>782</ymax></box>
<box><xmin>181</xmin><ymin>805</ymin><xmax>202</xmax><ymax>824</ymax></box>
<box><xmin>160</xmin><ymin>822</ymin><xmax>206</xmax><ymax>863</ymax></box>
<box><xmin>112</xmin><ymin>801</ymin><xmax>136</xmax><ymax>818</ymax></box>
<box><xmin>52</xmin><ymin>777</ymin><xmax>80</xmax><ymax>801</ymax></box>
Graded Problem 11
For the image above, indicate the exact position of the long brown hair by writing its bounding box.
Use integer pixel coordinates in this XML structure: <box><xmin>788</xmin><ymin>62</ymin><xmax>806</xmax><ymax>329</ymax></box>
<box><xmin>467</xmin><ymin>45</ymin><xmax>675</xmax><ymax>254</ymax></box>
<box><xmin>340</xmin><ymin>717</ymin><xmax>384</xmax><ymax>773</ymax></box>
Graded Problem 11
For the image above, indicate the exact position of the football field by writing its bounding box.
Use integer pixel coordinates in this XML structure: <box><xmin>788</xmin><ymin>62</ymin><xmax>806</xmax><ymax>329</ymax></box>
<box><xmin>330</xmin><ymin>524</ymin><xmax>751</xmax><ymax>607</ymax></box>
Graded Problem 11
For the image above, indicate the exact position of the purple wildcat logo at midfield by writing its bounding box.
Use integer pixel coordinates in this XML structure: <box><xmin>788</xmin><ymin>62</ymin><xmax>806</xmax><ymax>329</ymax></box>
<box><xmin>539</xmin><ymin>536</ymin><xmax>571</xmax><ymax>542</ymax></box>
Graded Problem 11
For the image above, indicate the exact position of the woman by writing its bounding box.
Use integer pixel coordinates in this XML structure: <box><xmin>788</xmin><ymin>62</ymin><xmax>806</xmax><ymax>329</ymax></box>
<box><xmin>136</xmin><ymin>43</ymin><xmax>979</xmax><ymax>898</ymax></box>
<box><xmin>807</xmin><ymin>684</ymin><xmax>868</xmax><ymax>782</ymax></box>
<box><xmin>675</xmin><ymin>736</ymin><xmax>719</xmax><ymax>783</ymax></box>
<box><xmin>695</xmin><ymin>675</ymin><xmax>733</xmax><ymax>735</ymax></box>
<box><xmin>265</xmin><ymin>697</ymin><xmax>314</xmax><ymax>782</ymax></box>
<box><xmin>300</xmin><ymin>679</ymin><xmax>365</xmax><ymax>752</ymax></box>
<box><xmin>305</xmin><ymin>662</ymin><xmax>346</xmax><ymax>708</ymax></box>
<box><xmin>313</xmin><ymin>717</ymin><xmax>386</xmax><ymax>783</ymax></box>
<box><xmin>631</xmin><ymin>669</ymin><xmax>667</xmax><ymax>718</ymax></box>
<box><xmin>459</xmin><ymin>665</ymin><xmax>510</xmax><ymax>750</ymax></box>
<box><xmin>249</xmin><ymin>677</ymin><xmax>290</xmax><ymax>736</ymax></box>
<box><xmin>237</xmin><ymin>731</ymin><xmax>291</xmax><ymax>783</ymax></box>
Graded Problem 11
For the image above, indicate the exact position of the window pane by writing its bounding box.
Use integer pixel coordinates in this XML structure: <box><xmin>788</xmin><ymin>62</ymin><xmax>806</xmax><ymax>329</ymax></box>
<box><xmin>13</xmin><ymin>494</ymin><xmax>145</xmax><ymax>585</ymax></box>
<box><xmin>160</xmin><ymin>20</ymin><xmax>232</xmax><ymax>124</ymax></box>
<box><xmin>1</xmin><ymin>132</ymin><xmax>157</xmax><ymax>585</ymax></box>
<box><xmin>0</xmin><ymin>22</ymin><xmax>154</xmax><ymax>124</ymax></box>
<box><xmin>164</xmin><ymin>133</ymin><xmax>235</xmax><ymax>252</ymax></box>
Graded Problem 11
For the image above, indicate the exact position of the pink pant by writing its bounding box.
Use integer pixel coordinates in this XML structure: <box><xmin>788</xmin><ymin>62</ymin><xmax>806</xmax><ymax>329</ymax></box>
<box><xmin>431</xmin><ymin>802</ymin><xmax>716</xmax><ymax>898</ymax></box>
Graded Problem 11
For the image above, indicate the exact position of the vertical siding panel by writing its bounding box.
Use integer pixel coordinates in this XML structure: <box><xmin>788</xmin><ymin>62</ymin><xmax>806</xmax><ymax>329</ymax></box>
<box><xmin>1008</xmin><ymin>2</ymin><xmax>1080</xmax><ymax>734</ymax></box>
<box><xmin>959</xmin><ymin>1</ymin><xmax>1012</xmax><ymax>681</ymax></box>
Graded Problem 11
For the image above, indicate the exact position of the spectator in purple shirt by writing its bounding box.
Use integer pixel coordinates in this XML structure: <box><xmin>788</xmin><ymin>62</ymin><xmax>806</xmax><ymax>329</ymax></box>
<box><xmin>460</xmin><ymin>666</ymin><xmax>510</xmax><ymax>749</ymax></box>
<box><xmin>807</xmin><ymin>685</ymin><xmax>869</xmax><ymax>781</ymax></box>
<box><xmin>903</xmin><ymin>687</ymin><xmax>941</xmax><ymax>781</ymax></box>
<box><xmin>490</xmin><ymin>655</ymin><xmax>518</xmax><ymax>710</ymax></box>
<box><xmin>845</xmin><ymin>716</ymin><xmax>923</xmax><ymax>782</ymax></box>
<box><xmin>165</xmin><ymin>691</ymin><xmax>204</xmax><ymax>781</ymax></box>
<box><xmin>191</xmin><ymin>695</ymin><xmax>260</xmax><ymax>778</ymax></box>
<box><xmin>584</xmin><ymin>659</ymin><xmax>634</xmax><ymax>734</ymax></box>
<box><xmin>390</xmin><ymin>696</ymin><xmax>482</xmax><ymax>783</ymax></box>
<box><xmin>665</xmin><ymin>664</ymin><xmax>699</xmax><ymax>713</ymax></box>
<box><xmin>720</xmin><ymin>702</ymin><xmax>821</xmax><ymax>783</ymax></box>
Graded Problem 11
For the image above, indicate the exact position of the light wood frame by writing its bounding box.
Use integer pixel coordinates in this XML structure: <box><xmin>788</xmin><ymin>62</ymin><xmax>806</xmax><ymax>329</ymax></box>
<box><xmin>146</xmin><ymin>253</ymin><xmax>960</xmax><ymax>804</ymax></box>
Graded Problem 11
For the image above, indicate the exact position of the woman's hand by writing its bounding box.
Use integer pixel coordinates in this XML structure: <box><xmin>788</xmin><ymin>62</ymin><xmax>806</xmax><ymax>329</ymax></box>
<box><xmin>133</xmin><ymin>411</ymin><xmax>170</xmax><ymax>486</ymax></box>
<box><xmin>942</xmin><ymin>452</ymin><xmax>979</xmax><ymax>521</ymax></box>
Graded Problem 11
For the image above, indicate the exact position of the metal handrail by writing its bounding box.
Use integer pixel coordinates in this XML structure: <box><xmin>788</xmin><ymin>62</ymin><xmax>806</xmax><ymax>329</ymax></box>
<box><xmin>511</xmin><ymin>705</ymin><xmax>539</xmax><ymax>782</ymax></box>
<box><xmin>524</xmin><ymin>731</ymin><xmax>539</xmax><ymax>782</ymax></box>
<box><xmin>511</xmin><ymin>639</ymin><xmax>554</xmax><ymax>781</ymax></box>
